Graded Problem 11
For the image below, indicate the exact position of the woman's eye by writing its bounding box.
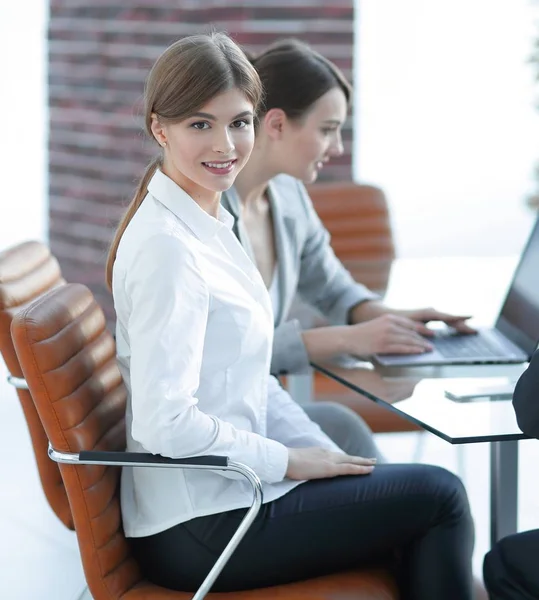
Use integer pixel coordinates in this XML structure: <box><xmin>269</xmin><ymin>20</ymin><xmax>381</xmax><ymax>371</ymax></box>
<box><xmin>321</xmin><ymin>128</ymin><xmax>337</xmax><ymax>135</ymax></box>
<box><xmin>231</xmin><ymin>119</ymin><xmax>250</xmax><ymax>129</ymax></box>
<box><xmin>191</xmin><ymin>122</ymin><xmax>210</xmax><ymax>130</ymax></box>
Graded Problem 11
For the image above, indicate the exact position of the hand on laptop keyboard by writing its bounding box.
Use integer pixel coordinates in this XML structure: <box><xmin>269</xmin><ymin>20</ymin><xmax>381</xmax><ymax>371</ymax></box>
<box><xmin>343</xmin><ymin>314</ymin><xmax>434</xmax><ymax>356</ymax></box>
<box><xmin>345</xmin><ymin>301</ymin><xmax>476</xmax><ymax>356</ymax></box>
<box><xmin>391</xmin><ymin>307</ymin><xmax>477</xmax><ymax>337</ymax></box>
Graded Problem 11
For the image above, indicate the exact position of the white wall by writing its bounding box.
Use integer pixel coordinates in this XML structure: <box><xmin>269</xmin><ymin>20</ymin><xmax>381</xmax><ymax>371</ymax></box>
<box><xmin>0</xmin><ymin>2</ymin><xmax>48</xmax><ymax>251</ymax></box>
<box><xmin>354</xmin><ymin>0</ymin><xmax>539</xmax><ymax>258</ymax></box>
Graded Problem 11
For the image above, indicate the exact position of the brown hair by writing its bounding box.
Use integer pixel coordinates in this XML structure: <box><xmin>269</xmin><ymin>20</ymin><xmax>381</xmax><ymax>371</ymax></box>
<box><xmin>249</xmin><ymin>39</ymin><xmax>352</xmax><ymax>122</ymax></box>
<box><xmin>105</xmin><ymin>32</ymin><xmax>262</xmax><ymax>289</ymax></box>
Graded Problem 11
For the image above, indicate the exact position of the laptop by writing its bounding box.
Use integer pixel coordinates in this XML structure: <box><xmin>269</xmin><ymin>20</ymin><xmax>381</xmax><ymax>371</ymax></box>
<box><xmin>373</xmin><ymin>218</ymin><xmax>539</xmax><ymax>367</ymax></box>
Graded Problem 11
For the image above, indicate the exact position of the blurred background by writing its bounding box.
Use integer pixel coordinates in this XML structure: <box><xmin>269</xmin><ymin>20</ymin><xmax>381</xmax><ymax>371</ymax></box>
<box><xmin>1</xmin><ymin>1</ymin><xmax>539</xmax><ymax>598</ymax></box>
<box><xmin>2</xmin><ymin>0</ymin><xmax>539</xmax><ymax>317</ymax></box>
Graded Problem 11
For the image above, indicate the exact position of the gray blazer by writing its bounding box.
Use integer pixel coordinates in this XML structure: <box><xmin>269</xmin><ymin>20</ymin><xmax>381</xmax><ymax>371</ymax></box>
<box><xmin>221</xmin><ymin>174</ymin><xmax>377</xmax><ymax>375</ymax></box>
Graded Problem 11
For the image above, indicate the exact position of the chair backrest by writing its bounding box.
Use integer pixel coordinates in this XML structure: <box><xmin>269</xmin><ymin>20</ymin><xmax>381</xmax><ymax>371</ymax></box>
<box><xmin>11</xmin><ymin>283</ymin><xmax>146</xmax><ymax>600</ymax></box>
<box><xmin>307</xmin><ymin>182</ymin><xmax>396</xmax><ymax>293</ymax></box>
<box><xmin>0</xmin><ymin>241</ymin><xmax>73</xmax><ymax>529</ymax></box>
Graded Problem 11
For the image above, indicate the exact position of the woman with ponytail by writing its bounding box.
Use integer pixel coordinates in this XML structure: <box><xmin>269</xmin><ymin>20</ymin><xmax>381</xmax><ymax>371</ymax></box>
<box><xmin>108</xmin><ymin>33</ymin><xmax>474</xmax><ymax>599</ymax></box>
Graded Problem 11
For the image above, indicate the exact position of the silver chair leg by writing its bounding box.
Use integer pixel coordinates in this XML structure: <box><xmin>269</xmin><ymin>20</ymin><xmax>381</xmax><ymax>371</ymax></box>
<box><xmin>192</xmin><ymin>461</ymin><xmax>262</xmax><ymax>599</ymax></box>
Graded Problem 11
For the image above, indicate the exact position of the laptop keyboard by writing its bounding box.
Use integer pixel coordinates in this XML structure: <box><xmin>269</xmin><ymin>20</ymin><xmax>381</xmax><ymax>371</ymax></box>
<box><xmin>433</xmin><ymin>333</ymin><xmax>505</xmax><ymax>359</ymax></box>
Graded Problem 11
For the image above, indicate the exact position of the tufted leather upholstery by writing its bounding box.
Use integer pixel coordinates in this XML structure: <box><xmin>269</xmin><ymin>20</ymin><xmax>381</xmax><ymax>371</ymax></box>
<box><xmin>307</xmin><ymin>183</ymin><xmax>396</xmax><ymax>294</ymax></box>
<box><xmin>11</xmin><ymin>283</ymin><xmax>399</xmax><ymax>600</ymax></box>
<box><xmin>0</xmin><ymin>241</ymin><xmax>74</xmax><ymax>529</ymax></box>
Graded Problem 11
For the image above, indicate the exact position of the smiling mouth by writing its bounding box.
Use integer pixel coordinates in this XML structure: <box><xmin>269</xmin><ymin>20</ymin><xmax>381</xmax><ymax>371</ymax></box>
<box><xmin>202</xmin><ymin>159</ymin><xmax>237</xmax><ymax>174</ymax></box>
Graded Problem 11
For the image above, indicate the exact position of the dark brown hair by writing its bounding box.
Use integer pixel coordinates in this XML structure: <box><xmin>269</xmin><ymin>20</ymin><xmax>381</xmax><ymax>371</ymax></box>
<box><xmin>105</xmin><ymin>32</ymin><xmax>262</xmax><ymax>289</ymax></box>
<box><xmin>249</xmin><ymin>38</ymin><xmax>352</xmax><ymax>122</ymax></box>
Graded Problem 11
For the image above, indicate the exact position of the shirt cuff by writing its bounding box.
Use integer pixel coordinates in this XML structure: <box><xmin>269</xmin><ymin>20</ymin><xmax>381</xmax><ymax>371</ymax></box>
<box><xmin>262</xmin><ymin>438</ymin><xmax>289</xmax><ymax>483</ymax></box>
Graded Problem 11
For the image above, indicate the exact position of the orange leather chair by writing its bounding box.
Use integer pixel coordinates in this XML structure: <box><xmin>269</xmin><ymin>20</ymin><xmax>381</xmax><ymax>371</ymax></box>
<box><xmin>305</xmin><ymin>182</ymin><xmax>419</xmax><ymax>433</ymax></box>
<box><xmin>0</xmin><ymin>240</ymin><xmax>74</xmax><ymax>529</ymax></box>
<box><xmin>11</xmin><ymin>282</ymin><xmax>398</xmax><ymax>600</ymax></box>
<box><xmin>307</xmin><ymin>182</ymin><xmax>395</xmax><ymax>294</ymax></box>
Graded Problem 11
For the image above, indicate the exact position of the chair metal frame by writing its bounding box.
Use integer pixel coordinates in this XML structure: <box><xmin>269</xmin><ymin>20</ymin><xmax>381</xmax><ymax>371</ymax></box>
<box><xmin>49</xmin><ymin>445</ymin><xmax>263</xmax><ymax>600</ymax></box>
<box><xmin>8</xmin><ymin>370</ymin><xmax>263</xmax><ymax>600</ymax></box>
<box><xmin>7</xmin><ymin>374</ymin><xmax>29</xmax><ymax>390</ymax></box>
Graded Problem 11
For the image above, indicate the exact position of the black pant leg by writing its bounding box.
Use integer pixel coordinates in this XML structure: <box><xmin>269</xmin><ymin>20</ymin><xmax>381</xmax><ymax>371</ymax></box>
<box><xmin>484</xmin><ymin>529</ymin><xmax>539</xmax><ymax>600</ymax></box>
<box><xmin>131</xmin><ymin>463</ymin><xmax>474</xmax><ymax>600</ymax></box>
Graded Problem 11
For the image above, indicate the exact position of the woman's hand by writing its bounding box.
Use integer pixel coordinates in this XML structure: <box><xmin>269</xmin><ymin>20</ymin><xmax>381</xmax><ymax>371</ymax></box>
<box><xmin>351</xmin><ymin>300</ymin><xmax>476</xmax><ymax>337</ymax></box>
<box><xmin>301</xmin><ymin>307</ymin><xmax>465</xmax><ymax>362</ymax></box>
<box><xmin>343</xmin><ymin>313</ymin><xmax>434</xmax><ymax>356</ymax></box>
<box><xmin>394</xmin><ymin>307</ymin><xmax>476</xmax><ymax>335</ymax></box>
<box><xmin>286</xmin><ymin>447</ymin><xmax>376</xmax><ymax>480</ymax></box>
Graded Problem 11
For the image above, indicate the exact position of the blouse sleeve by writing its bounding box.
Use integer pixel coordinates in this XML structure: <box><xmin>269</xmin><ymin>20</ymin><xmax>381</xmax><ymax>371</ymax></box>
<box><xmin>125</xmin><ymin>234</ymin><xmax>289</xmax><ymax>484</ymax></box>
<box><xmin>265</xmin><ymin>375</ymin><xmax>342</xmax><ymax>452</ymax></box>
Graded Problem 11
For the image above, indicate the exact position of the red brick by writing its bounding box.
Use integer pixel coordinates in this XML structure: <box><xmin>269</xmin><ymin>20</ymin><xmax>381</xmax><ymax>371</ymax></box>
<box><xmin>49</xmin><ymin>1</ymin><xmax>354</xmax><ymax>321</ymax></box>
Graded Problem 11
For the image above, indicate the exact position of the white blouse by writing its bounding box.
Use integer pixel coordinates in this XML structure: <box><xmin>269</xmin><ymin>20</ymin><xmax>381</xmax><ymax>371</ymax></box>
<box><xmin>112</xmin><ymin>169</ymin><xmax>339</xmax><ymax>538</ymax></box>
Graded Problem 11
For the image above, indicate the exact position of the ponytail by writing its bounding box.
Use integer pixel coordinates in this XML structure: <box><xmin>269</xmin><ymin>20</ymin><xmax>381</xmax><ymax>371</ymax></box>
<box><xmin>105</xmin><ymin>157</ymin><xmax>161</xmax><ymax>290</ymax></box>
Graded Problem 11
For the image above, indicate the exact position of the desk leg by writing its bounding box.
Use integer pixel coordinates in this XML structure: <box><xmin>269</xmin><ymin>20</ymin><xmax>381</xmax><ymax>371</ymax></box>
<box><xmin>286</xmin><ymin>373</ymin><xmax>313</xmax><ymax>404</ymax></box>
<box><xmin>490</xmin><ymin>440</ymin><xmax>518</xmax><ymax>547</ymax></box>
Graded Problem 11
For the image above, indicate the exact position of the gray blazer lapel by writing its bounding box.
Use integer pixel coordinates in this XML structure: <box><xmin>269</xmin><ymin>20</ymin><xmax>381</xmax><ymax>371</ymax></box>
<box><xmin>267</xmin><ymin>182</ymin><xmax>297</xmax><ymax>325</ymax></box>
<box><xmin>223</xmin><ymin>184</ymin><xmax>297</xmax><ymax>324</ymax></box>
<box><xmin>221</xmin><ymin>187</ymin><xmax>256</xmax><ymax>261</ymax></box>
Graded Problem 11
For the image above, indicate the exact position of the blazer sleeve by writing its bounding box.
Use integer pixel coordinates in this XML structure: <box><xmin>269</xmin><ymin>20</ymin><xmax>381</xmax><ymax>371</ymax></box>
<box><xmin>512</xmin><ymin>348</ymin><xmax>539</xmax><ymax>438</ymax></box>
<box><xmin>295</xmin><ymin>181</ymin><xmax>378</xmax><ymax>324</ymax></box>
<box><xmin>271</xmin><ymin>319</ymin><xmax>311</xmax><ymax>374</ymax></box>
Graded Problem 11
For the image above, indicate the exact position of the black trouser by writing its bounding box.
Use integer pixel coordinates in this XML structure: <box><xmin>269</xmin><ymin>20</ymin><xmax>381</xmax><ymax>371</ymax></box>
<box><xmin>130</xmin><ymin>464</ymin><xmax>474</xmax><ymax>599</ymax></box>
<box><xmin>483</xmin><ymin>529</ymin><xmax>539</xmax><ymax>599</ymax></box>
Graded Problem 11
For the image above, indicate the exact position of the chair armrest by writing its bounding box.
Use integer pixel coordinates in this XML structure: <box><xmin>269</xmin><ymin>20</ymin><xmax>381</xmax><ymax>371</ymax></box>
<box><xmin>78</xmin><ymin>450</ymin><xmax>229</xmax><ymax>468</ymax></box>
<box><xmin>48</xmin><ymin>444</ymin><xmax>262</xmax><ymax>600</ymax></box>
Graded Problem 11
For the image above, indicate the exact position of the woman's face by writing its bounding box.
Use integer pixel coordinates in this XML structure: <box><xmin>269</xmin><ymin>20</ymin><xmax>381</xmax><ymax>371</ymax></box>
<box><xmin>281</xmin><ymin>87</ymin><xmax>347</xmax><ymax>183</ymax></box>
<box><xmin>155</xmin><ymin>87</ymin><xmax>256</xmax><ymax>200</ymax></box>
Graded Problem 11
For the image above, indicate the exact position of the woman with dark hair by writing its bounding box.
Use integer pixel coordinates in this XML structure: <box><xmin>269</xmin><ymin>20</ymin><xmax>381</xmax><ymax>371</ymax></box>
<box><xmin>222</xmin><ymin>39</ymin><xmax>475</xmax><ymax>376</ymax></box>
<box><xmin>108</xmin><ymin>33</ymin><xmax>475</xmax><ymax>599</ymax></box>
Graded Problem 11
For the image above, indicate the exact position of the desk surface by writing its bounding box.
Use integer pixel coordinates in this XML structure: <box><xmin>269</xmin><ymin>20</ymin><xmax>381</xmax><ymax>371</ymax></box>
<box><xmin>315</xmin><ymin>256</ymin><xmax>530</xmax><ymax>444</ymax></box>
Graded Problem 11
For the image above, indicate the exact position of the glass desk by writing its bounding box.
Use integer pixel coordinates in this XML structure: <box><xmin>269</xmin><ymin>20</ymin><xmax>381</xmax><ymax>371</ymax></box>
<box><xmin>312</xmin><ymin>256</ymin><xmax>531</xmax><ymax>548</ymax></box>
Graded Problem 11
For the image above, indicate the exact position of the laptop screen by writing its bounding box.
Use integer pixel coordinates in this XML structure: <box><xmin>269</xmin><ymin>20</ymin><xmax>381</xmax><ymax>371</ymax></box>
<box><xmin>496</xmin><ymin>217</ymin><xmax>539</xmax><ymax>358</ymax></box>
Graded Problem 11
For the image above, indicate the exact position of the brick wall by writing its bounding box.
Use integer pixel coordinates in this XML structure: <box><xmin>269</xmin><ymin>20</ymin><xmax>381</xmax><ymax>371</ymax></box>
<box><xmin>48</xmin><ymin>1</ymin><xmax>355</xmax><ymax>321</ymax></box>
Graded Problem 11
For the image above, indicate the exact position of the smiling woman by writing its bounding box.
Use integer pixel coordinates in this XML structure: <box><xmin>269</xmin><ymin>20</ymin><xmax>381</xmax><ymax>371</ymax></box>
<box><xmin>105</xmin><ymin>32</ymin><xmax>262</xmax><ymax>288</ymax></box>
<box><xmin>104</xmin><ymin>32</ymin><xmax>475</xmax><ymax>599</ymax></box>
<box><xmin>149</xmin><ymin>90</ymin><xmax>255</xmax><ymax>212</ymax></box>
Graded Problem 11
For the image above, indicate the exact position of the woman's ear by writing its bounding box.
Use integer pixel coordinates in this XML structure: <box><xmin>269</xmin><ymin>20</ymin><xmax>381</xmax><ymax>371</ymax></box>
<box><xmin>263</xmin><ymin>108</ymin><xmax>287</xmax><ymax>141</ymax></box>
<box><xmin>150</xmin><ymin>113</ymin><xmax>167</xmax><ymax>147</ymax></box>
